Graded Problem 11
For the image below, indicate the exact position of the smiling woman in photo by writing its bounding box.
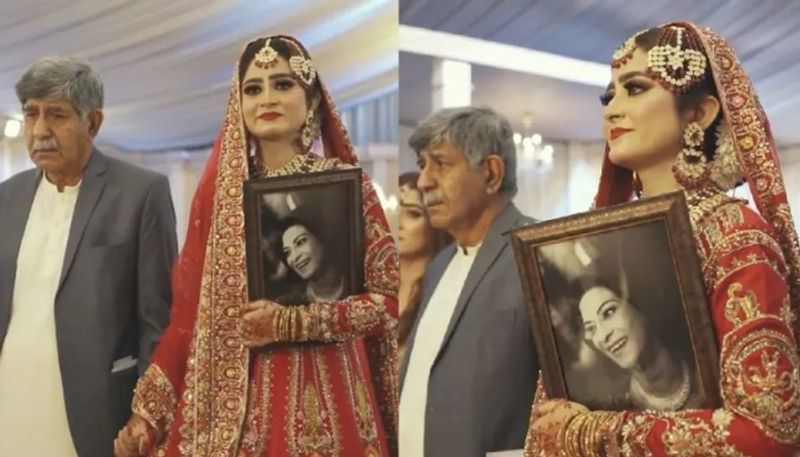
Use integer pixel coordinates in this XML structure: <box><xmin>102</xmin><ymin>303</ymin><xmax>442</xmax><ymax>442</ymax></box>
<box><xmin>279</xmin><ymin>215</ymin><xmax>346</xmax><ymax>302</ymax></box>
<box><xmin>577</xmin><ymin>276</ymin><xmax>696</xmax><ymax>412</ymax></box>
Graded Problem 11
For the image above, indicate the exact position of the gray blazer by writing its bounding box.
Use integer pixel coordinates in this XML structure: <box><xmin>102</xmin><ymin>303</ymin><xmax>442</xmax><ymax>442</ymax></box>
<box><xmin>400</xmin><ymin>202</ymin><xmax>538</xmax><ymax>457</ymax></box>
<box><xmin>0</xmin><ymin>149</ymin><xmax>177</xmax><ymax>457</ymax></box>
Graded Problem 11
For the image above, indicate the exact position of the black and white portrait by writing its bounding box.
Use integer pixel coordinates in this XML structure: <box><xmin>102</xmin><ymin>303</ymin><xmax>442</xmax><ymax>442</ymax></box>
<box><xmin>244</xmin><ymin>168</ymin><xmax>363</xmax><ymax>306</ymax></box>
<box><xmin>536</xmin><ymin>222</ymin><xmax>700</xmax><ymax>411</ymax></box>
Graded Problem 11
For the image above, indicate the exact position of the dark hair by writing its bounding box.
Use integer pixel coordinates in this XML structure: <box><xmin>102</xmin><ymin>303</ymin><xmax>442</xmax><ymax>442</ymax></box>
<box><xmin>634</xmin><ymin>27</ymin><xmax>721</xmax><ymax>161</ymax></box>
<box><xmin>398</xmin><ymin>171</ymin><xmax>454</xmax><ymax>348</ymax></box>
<box><xmin>238</xmin><ymin>37</ymin><xmax>320</xmax><ymax>107</ymax></box>
<box><xmin>277</xmin><ymin>215</ymin><xmax>321</xmax><ymax>263</ymax></box>
<box><xmin>575</xmin><ymin>266</ymin><xmax>692</xmax><ymax>367</ymax></box>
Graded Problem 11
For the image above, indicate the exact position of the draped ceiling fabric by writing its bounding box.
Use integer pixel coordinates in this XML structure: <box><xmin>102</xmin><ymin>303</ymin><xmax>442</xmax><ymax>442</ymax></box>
<box><xmin>0</xmin><ymin>0</ymin><xmax>398</xmax><ymax>151</ymax></box>
<box><xmin>399</xmin><ymin>0</ymin><xmax>800</xmax><ymax>145</ymax></box>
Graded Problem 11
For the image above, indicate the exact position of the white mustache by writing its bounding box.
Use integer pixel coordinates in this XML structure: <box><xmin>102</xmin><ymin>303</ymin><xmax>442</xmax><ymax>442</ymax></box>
<box><xmin>422</xmin><ymin>192</ymin><xmax>443</xmax><ymax>206</ymax></box>
<box><xmin>32</xmin><ymin>139</ymin><xmax>58</xmax><ymax>151</ymax></box>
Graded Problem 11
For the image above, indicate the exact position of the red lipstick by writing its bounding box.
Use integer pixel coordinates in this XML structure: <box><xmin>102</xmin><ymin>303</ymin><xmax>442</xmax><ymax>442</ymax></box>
<box><xmin>259</xmin><ymin>112</ymin><xmax>282</xmax><ymax>121</ymax></box>
<box><xmin>609</xmin><ymin>127</ymin><xmax>632</xmax><ymax>141</ymax></box>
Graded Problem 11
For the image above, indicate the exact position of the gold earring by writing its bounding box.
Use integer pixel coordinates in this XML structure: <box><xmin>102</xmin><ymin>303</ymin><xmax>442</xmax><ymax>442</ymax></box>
<box><xmin>673</xmin><ymin>121</ymin><xmax>709</xmax><ymax>189</ymax></box>
<box><xmin>632</xmin><ymin>171</ymin><xmax>643</xmax><ymax>198</ymax></box>
<box><xmin>299</xmin><ymin>107</ymin><xmax>320</xmax><ymax>151</ymax></box>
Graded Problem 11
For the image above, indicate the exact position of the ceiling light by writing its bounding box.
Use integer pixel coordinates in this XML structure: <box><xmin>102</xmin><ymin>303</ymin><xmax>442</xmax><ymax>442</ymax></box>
<box><xmin>4</xmin><ymin>119</ymin><xmax>21</xmax><ymax>138</ymax></box>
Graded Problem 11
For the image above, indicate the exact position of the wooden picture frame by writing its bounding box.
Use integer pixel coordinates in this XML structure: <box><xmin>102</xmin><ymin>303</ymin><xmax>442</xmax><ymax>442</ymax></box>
<box><xmin>511</xmin><ymin>192</ymin><xmax>721</xmax><ymax>411</ymax></box>
<box><xmin>244</xmin><ymin>167</ymin><xmax>364</xmax><ymax>306</ymax></box>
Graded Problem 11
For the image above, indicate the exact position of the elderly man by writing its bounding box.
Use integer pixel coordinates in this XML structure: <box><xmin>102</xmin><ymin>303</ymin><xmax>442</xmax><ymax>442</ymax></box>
<box><xmin>399</xmin><ymin>106</ymin><xmax>539</xmax><ymax>457</ymax></box>
<box><xmin>0</xmin><ymin>57</ymin><xmax>177</xmax><ymax>457</ymax></box>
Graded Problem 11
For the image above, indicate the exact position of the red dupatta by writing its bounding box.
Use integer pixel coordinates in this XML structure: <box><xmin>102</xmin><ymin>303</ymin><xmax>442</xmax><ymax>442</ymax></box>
<box><xmin>151</xmin><ymin>35</ymin><xmax>375</xmax><ymax>455</ymax></box>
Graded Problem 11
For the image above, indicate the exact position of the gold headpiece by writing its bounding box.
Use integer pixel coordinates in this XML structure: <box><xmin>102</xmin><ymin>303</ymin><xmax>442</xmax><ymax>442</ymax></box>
<box><xmin>646</xmin><ymin>26</ymin><xmax>707</xmax><ymax>93</ymax></box>
<box><xmin>253</xmin><ymin>38</ymin><xmax>279</xmax><ymax>68</ymax></box>
<box><xmin>289</xmin><ymin>54</ymin><xmax>316</xmax><ymax>87</ymax></box>
<box><xmin>611</xmin><ymin>29</ymin><xmax>646</xmax><ymax>67</ymax></box>
<box><xmin>611</xmin><ymin>26</ymin><xmax>707</xmax><ymax>94</ymax></box>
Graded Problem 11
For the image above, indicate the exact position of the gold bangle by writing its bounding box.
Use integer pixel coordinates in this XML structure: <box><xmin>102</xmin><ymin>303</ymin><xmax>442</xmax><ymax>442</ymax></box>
<box><xmin>564</xmin><ymin>413</ymin><xmax>586</xmax><ymax>457</ymax></box>
<box><xmin>557</xmin><ymin>412</ymin><xmax>575</xmax><ymax>457</ymax></box>
<box><xmin>271</xmin><ymin>307</ymin><xmax>281</xmax><ymax>343</ymax></box>
<box><xmin>290</xmin><ymin>307</ymin><xmax>298</xmax><ymax>341</ymax></box>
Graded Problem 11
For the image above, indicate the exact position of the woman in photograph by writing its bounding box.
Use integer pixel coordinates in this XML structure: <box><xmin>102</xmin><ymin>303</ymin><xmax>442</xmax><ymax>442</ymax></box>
<box><xmin>279</xmin><ymin>215</ymin><xmax>346</xmax><ymax>302</ymax></box>
<box><xmin>259</xmin><ymin>207</ymin><xmax>306</xmax><ymax>305</ymax></box>
<box><xmin>114</xmin><ymin>35</ymin><xmax>398</xmax><ymax>457</ymax></box>
<box><xmin>397</xmin><ymin>171</ymin><xmax>451</xmax><ymax>358</ymax></box>
<box><xmin>526</xmin><ymin>22</ymin><xmax>800</xmax><ymax>456</ymax></box>
<box><xmin>576</xmin><ymin>275</ymin><xmax>699</xmax><ymax>411</ymax></box>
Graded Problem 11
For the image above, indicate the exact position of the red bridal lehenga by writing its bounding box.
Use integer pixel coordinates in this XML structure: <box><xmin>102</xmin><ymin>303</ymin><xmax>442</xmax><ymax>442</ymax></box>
<box><xmin>525</xmin><ymin>22</ymin><xmax>800</xmax><ymax>457</ymax></box>
<box><xmin>130</xmin><ymin>35</ymin><xmax>398</xmax><ymax>457</ymax></box>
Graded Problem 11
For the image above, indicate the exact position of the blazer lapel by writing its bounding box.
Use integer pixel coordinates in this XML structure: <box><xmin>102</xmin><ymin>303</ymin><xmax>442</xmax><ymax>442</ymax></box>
<box><xmin>434</xmin><ymin>203</ymin><xmax>522</xmax><ymax>363</ymax></box>
<box><xmin>57</xmin><ymin>149</ymin><xmax>107</xmax><ymax>295</ymax></box>
<box><xmin>0</xmin><ymin>170</ymin><xmax>41</xmax><ymax>345</ymax></box>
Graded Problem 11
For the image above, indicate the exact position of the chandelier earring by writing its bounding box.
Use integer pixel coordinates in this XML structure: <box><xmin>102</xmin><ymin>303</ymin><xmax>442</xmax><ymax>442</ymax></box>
<box><xmin>299</xmin><ymin>106</ymin><xmax>321</xmax><ymax>152</ymax></box>
<box><xmin>673</xmin><ymin>121</ymin><xmax>709</xmax><ymax>189</ymax></box>
<box><xmin>632</xmin><ymin>171</ymin><xmax>643</xmax><ymax>198</ymax></box>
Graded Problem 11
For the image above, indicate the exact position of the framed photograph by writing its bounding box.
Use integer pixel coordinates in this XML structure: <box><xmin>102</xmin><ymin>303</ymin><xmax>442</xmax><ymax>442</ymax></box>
<box><xmin>244</xmin><ymin>167</ymin><xmax>364</xmax><ymax>306</ymax></box>
<box><xmin>511</xmin><ymin>192</ymin><xmax>720</xmax><ymax>411</ymax></box>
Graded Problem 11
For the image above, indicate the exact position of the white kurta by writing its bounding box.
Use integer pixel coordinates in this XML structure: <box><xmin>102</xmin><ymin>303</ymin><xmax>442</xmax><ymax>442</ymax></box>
<box><xmin>398</xmin><ymin>244</ymin><xmax>480</xmax><ymax>457</ymax></box>
<box><xmin>0</xmin><ymin>176</ymin><xmax>80</xmax><ymax>457</ymax></box>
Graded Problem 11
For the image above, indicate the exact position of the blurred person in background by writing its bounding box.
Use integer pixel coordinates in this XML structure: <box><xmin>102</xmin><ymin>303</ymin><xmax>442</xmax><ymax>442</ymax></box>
<box><xmin>397</xmin><ymin>171</ymin><xmax>451</xmax><ymax>359</ymax></box>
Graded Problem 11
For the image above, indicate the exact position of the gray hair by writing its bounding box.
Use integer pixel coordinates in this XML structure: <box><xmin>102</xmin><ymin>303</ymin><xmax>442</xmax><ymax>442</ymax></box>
<box><xmin>408</xmin><ymin>106</ymin><xmax>517</xmax><ymax>195</ymax></box>
<box><xmin>15</xmin><ymin>56</ymin><xmax>104</xmax><ymax>118</ymax></box>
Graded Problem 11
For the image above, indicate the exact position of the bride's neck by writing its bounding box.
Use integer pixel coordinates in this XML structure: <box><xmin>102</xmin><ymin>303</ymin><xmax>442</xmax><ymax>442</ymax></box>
<box><xmin>259</xmin><ymin>138</ymin><xmax>304</xmax><ymax>170</ymax></box>
<box><xmin>635</xmin><ymin>157</ymin><xmax>681</xmax><ymax>198</ymax></box>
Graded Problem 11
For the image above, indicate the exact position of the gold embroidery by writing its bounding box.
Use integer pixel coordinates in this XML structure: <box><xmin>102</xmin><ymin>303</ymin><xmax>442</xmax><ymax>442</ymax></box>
<box><xmin>176</xmin><ymin>71</ymin><xmax>252</xmax><ymax>455</ymax></box>
<box><xmin>779</xmin><ymin>295</ymin><xmax>797</xmax><ymax>336</ymax></box>
<box><xmin>364</xmin><ymin>332</ymin><xmax>398</xmax><ymax>456</ymax></box>
<box><xmin>287</xmin><ymin>348</ymin><xmax>342</xmax><ymax>457</ymax></box>
<box><xmin>721</xmin><ymin>322</ymin><xmax>800</xmax><ymax>444</ymax></box>
<box><xmin>701</xmin><ymin>26</ymin><xmax>800</xmax><ymax>344</ymax></box>
<box><xmin>619</xmin><ymin>414</ymin><xmax>656</xmax><ymax>457</ymax></box>
<box><xmin>340</xmin><ymin>342</ymin><xmax>379</xmax><ymax>446</ymax></box>
<box><xmin>239</xmin><ymin>354</ymin><xmax>272</xmax><ymax>455</ymax></box>
<box><xmin>661</xmin><ymin>410</ymin><xmax>746</xmax><ymax>456</ymax></box>
<box><xmin>131</xmin><ymin>364</ymin><xmax>177</xmax><ymax>435</ymax></box>
<box><xmin>724</xmin><ymin>282</ymin><xmax>761</xmax><ymax>326</ymax></box>
<box><xmin>298</xmin><ymin>383</ymin><xmax>333</xmax><ymax>452</ymax></box>
<box><xmin>701</xmin><ymin>229</ymin><xmax>786</xmax><ymax>289</ymax></box>
<box><xmin>711</xmin><ymin>253</ymin><xmax>784</xmax><ymax>295</ymax></box>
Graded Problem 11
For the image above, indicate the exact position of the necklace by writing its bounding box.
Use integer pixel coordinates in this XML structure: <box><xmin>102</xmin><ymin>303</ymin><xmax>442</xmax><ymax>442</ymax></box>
<box><xmin>251</xmin><ymin>152</ymin><xmax>324</xmax><ymax>178</ymax></box>
<box><xmin>683</xmin><ymin>185</ymin><xmax>741</xmax><ymax>231</ymax></box>
<box><xmin>307</xmin><ymin>276</ymin><xmax>345</xmax><ymax>302</ymax></box>
<box><xmin>630</xmin><ymin>361</ymin><xmax>691</xmax><ymax>411</ymax></box>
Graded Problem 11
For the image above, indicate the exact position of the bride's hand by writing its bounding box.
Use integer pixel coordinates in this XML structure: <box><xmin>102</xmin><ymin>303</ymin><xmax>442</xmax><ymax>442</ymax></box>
<box><xmin>242</xmin><ymin>299</ymin><xmax>281</xmax><ymax>348</ymax></box>
<box><xmin>113</xmin><ymin>413</ymin><xmax>160</xmax><ymax>457</ymax></box>
<box><xmin>530</xmin><ymin>399</ymin><xmax>589</xmax><ymax>452</ymax></box>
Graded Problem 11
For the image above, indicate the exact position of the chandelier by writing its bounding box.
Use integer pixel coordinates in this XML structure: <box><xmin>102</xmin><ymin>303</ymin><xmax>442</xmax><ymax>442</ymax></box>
<box><xmin>513</xmin><ymin>112</ymin><xmax>553</xmax><ymax>171</ymax></box>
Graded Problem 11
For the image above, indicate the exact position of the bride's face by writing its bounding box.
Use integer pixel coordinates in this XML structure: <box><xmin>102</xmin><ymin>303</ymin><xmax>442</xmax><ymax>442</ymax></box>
<box><xmin>241</xmin><ymin>56</ymin><xmax>309</xmax><ymax>145</ymax></box>
<box><xmin>601</xmin><ymin>49</ymin><xmax>685</xmax><ymax>173</ymax></box>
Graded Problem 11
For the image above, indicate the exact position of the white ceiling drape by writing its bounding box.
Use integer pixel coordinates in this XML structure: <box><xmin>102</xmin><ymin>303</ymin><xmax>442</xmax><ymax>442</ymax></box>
<box><xmin>0</xmin><ymin>0</ymin><xmax>398</xmax><ymax>150</ymax></box>
<box><xmin>399</xmin><ymin>0</ymin><xmax>800</xmax><ymax>144</ymax></box>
